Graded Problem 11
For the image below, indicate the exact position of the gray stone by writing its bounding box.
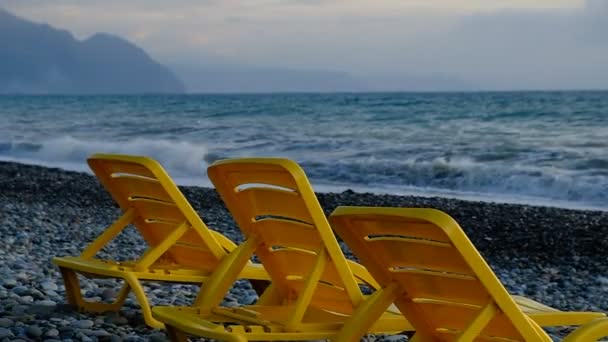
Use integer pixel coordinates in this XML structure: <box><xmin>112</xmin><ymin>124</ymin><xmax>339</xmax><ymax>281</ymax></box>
<box><xmin>25</xmin><ymin>325</ymin><xmax>43</xmax><ymax>338</ymax></box>
<box><xmin>11</xmin><ymin>304</ymin><xmax>29</xmax><ymax>315</ymax></box>
<box><xmin>15</xmin><ymin>272</ymin><xmax>29</xmax><ymax>280</ymax></box>
<box><xmin>148</xmin><ymin>333</ymin><xmax>169</xmax><ymax>342</ymax></box>
<box><xmin>72</xmin><ymin>319</ymin><xmax>94</xmax><ymax>329</ymax></box>
<box><xmin>45</xmin><ymin>290</ymin><xmax>59</xmax><ymax>298</ymax></box>
<box><xmin>29</xmin><ymin>289</ymin><xmax>46</xmax><ymax>300</ymax></box>
<box><xmin>18</xmin><ymin>295</ymin><xmax>33</xmax><ymax>303</ymax></box>
<box><xmin>13</xmin><ymin>314</ymin><xmax>35</xmax><ymax>323</ymax></box>
<box><xmin>11</xmin><ymin>286</ymin><xmax>29</xmax><ymax>296</ymax></box>
<box><xmin>242</xmin><ymin>294</ymin><xmax>258</xmax><ymax>305</ymax></box>
<box><xmin>30</xmin><ymin>300</ymin><xmax>57</xmax><ymax>314</ymax></box>
<box><xmin>91</xmin><ymin>329</ymin><xmax>112</xmax><ymax>337</ymax></box>
<box><xmin>78</xmin><ymin>329</ymin><xmax>96</xmax><ymax>338</ymax></box>
<box><xmin>223</xmin><ymin>300</ymin><xmax>240</xmax><ymax>307</ymax></box>
<box><xmin>0</xmin><ymin>318</ymin><xmax>14</xmax><ymax>328</ymax></box>
<box><xmin>0</xmin><ymin>327</ymin><xmax>13</xmax><ymax>338</ymax></box>
<box><xmin>3</xmin><ymin>279</ymin><xmax>17</xmax><ymax>288</ymax></box>
<box><xmin>101</xmin><ymin>288</ymin><xmax>117</xmax><ymax>301</ymax></box>
<box><xmin>80</xmin><ymin>335</ymin><xmax>94</xmax><ymax>342</ymax></box>
<box><xmin>105</xmin><ymin>313</ymin><xmax>128</xmax><ymax>325</ymax></box>
<box><xmin>41</xmin><ymin>281</ymin><xmax>59</xmax><ymax>291</ymax></box>
<box><xmin>37</xmin><ymin>299</ymin><xmax>57</xmax><ymax>306</ymax></box>
<box><xmin>45</xmin><ymin>328</ymin><xmax>60</xmax><ymax>337</ymax></box>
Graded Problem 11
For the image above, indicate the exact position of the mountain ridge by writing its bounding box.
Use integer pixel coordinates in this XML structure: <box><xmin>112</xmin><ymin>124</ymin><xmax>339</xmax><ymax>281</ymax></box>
<box><xmin>0</xmin><ymin>9</ymin><xmax>185</xmax><ymax>94</ymax></box>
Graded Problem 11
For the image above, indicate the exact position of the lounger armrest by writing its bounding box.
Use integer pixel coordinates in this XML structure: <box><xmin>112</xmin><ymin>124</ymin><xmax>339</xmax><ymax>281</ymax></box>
<box><xmin>346</xmin><ymin>259</ymin><xmax>381</xmax><ymax>290</ymax></box>
<box><xmin>210</xmin><ymin>230</ymin><xmax>239</xmax><ymax>252</ymax></box>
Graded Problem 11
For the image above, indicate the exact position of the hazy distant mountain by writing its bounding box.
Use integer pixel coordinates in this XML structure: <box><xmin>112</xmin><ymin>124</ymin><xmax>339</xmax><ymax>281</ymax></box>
<box><xmin>0</xmin><ymin>9</ymin><xmax>184</xmax><ymax>94</ymax></box>
<box><xmin>173</xmin><ymin>65</ymin><xmax>369</xmax><ymax>93</ymax></box>
<box><xmin>173</xmin><ymin>64</ymin><xmax>474</xmax><ymax>93</ymax></box>
<box><xmin>363</xmin><ymin>73</ymin><xmax>475</xmax><ymax>92</ymax></box>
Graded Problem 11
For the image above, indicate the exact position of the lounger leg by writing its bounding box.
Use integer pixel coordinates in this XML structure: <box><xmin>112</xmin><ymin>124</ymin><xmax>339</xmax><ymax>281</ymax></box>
<box><xmin>124</xmin><ymin>273</ymin><xmax>164</xmax><ymax>329</ymax></box>
<box><xmin>166</xmin><ymin>325</ymin><xmax>189</xmax><ymax>342</ymax></box>
<box><xmin>59</xmin><ymin>267</ymin><xmax>131</xmax><ymax>312</ymax></box>
<box><xmin>111</xmin><ymin>283</ymin><xmax>132</xmax><ymax>309</ymax></box>
<box><xmin>59</xmin><ymin>267</ymin><xmax>86</xmax><ymax>308</ymax></box>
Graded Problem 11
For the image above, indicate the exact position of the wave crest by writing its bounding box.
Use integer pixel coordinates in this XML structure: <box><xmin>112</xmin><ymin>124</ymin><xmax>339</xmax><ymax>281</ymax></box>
<box><xmin>0</xmin><ymin>136</ymin><xmax>210</xmax><ymax>182</ymax></box>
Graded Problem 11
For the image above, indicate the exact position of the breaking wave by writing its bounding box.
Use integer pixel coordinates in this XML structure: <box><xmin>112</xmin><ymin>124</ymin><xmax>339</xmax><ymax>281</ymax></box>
<box><xmin>0</xmin><ymin>136</ymin><xmax>212</xmax><ymax>184</ymax></box>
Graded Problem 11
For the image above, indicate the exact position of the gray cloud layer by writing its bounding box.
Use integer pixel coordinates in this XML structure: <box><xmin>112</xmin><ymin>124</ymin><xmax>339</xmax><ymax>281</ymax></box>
<box><xmin>1</xmin><ymin>0</ymin><xmax>607</xmax><ymax>90</ymax></box>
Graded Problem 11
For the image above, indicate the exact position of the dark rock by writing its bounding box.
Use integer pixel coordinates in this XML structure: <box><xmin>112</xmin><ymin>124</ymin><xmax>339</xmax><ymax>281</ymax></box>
<box><xmin>25</xmin><ymin>325</ymin><xmax>43</xmax><ymax>338</ymax></box>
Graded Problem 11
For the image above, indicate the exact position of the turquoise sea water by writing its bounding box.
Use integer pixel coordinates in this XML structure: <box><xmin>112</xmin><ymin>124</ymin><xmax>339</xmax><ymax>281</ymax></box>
<box><xmin>1</xmin><ymin>92</ymin><xmax>607</xmax><ymax>210</ymax></box>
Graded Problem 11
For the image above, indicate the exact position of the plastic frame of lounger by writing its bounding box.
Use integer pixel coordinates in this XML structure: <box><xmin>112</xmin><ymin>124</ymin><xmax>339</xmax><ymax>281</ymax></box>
<box><xmin>329</xmin><ymin>206</ymin><xmax>608</xmax><ymax>341</ymax></box>
<box><xmin>52</xmin><ymin>154</ymin><xmax>271</xmax><ymax>329</ymax></box>
<box><xmin>152</xmin><ymin>157</ymin><xmax>410</xmax><ymax>341</ymax></box>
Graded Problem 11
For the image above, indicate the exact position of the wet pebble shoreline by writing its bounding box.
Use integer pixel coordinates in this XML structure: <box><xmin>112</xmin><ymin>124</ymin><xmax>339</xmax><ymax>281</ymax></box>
<box><xmin>1</xmin><ymin>161</ymin><xmax>607</xmax><ymax>341</ymax></box>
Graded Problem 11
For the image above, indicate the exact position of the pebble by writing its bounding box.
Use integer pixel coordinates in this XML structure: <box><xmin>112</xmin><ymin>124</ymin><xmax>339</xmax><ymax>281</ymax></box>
<box><xmin>3</xmin><ymin>279</ymin><xmax>18</xmax><ymax>288</ymax></box>
<box><xmin>12</xmin><ymin>286</ymin><xmax>29</xmax><ymax>296</ymax></box>
<box><xmin>25</xmin><ymin>325</ymin><xmax>43</xmax><ymax>338</ymax></box>
<box><xmin>149</xmin><ymin>333</ymin><xmax>169</xmax><ymax>342</ymax></box>
<box><xmin>105</xmin><ymin>313</ymin><xmax>129</xmax><ymax>325</ymax></box>
<box><xmin>0</xmin><ymin>327</ymin><xmax>12</xmax><ymax>338</ymax></box>
<box><xmin>41</xmin><ymin>281</ymin><xmax>59</xmax><ymax>292</ymax></box>
<box><xmin>72</xmin><ymin>319</ymin><xmax>95</xmax><ymax>329</ymax></box>
<box><xmin>0</xmin><ymin>318</ymin><xmax>14</xmax><ymax>328</ymax></box>
<box><xmin>45</xmin><ymin>328</ymin><xmax>60</xmax><ymax>337</ymax></box>
<box><xmin>101</xmin><ymin>288</ymin><xmax>116</xmax><ymax>301</ymax></box>
<box><xmin>30</xmin><ymin>299</ymin><xmax>57</xmax><ymax>314</ymax></box>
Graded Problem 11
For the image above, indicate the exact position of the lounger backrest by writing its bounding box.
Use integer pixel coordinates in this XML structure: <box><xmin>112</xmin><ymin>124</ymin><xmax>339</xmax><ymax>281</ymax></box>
<box><xmin>207</xmin><ymin>158</ymin><xmax>365</xmax><ymax>314</ymax></box>
<box><xmin>330</xmin><ymin>207</ymin><xmax>551</xmax><ymax>342</ymax></box>
<box><xmin>87</xmin><ymin>153</ymin><xmax>228</xmax><ymax>271</ymax></box>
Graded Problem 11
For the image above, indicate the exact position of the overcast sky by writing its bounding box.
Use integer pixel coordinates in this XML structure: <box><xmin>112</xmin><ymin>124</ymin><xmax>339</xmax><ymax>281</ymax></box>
<box><xmin>2</xmin><ymin>0</ymin><xmax>607</xmax><ymax>89</ymax></box>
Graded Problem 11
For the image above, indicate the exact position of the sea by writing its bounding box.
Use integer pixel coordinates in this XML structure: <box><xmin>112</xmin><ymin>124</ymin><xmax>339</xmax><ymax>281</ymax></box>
<box><xmin>1</xmin><ymin>92</ymin><xmax>607</xmax><ymax>210</ymax></box>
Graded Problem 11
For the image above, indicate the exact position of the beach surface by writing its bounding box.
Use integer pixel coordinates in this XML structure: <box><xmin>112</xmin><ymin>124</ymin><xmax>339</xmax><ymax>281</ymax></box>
<box><xmin>1</xmin><ymin>160</ymin><xmax>607</xmax><ymax>341</ymax></box>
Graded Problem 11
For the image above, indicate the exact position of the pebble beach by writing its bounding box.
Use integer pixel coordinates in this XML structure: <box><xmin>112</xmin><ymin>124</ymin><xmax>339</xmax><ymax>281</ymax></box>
<box><xmin>1</xmin><ymin>160</ymin><xmax>607</xmax><ymax>341</ymax></box>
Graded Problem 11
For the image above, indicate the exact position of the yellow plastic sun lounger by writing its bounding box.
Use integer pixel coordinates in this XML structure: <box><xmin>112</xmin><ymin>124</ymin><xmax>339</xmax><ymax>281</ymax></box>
<box><xmin>52</xmin><ymin>154</ymin><xmax>270</xmax><ymax>329</ymax></box>
<box><xmin>329</xmin><ymin>206</ymin><xmax>608</xmax><ymax>341</ymax></box>
<box><xmin>152</xmin><ymin>158</ymin><xmax>410</xmax><ymax>341</ymax></box>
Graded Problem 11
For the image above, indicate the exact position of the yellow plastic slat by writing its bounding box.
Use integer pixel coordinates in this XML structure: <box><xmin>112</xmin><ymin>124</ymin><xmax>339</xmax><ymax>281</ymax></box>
<box><xmin>235</xmin><ymin>187</ymin><xmax>313</xmax><ymax>224</ymax></box>
<box><xmin>111</xmin><ymin>175</ymin><xmax>173</xmax><ymax>203</ymax></box>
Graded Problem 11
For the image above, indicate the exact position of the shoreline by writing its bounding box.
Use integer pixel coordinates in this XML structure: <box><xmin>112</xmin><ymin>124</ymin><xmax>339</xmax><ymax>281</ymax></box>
<box><xmin>1</xmin><ymin>160</ymin><xmax>607</xmax><ymax>340</ymax></box>
<box><xmin>1</xmin><ymin>157</ymin><xmax>606</xmax><ymax>213</ymax></box>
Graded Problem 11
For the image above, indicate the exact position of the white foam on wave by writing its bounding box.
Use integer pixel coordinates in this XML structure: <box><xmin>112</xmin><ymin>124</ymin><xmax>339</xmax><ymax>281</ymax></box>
<box><xmin>311</xmin><ymin>181</ymin><xmax>608</xmax><ymax>212</ymax></box>
<box><xmin>304</xmin><ymin>156</ymin><xmax>608</xmax><ymax>211</ymax></box>
<box><xmin>1</xmin><ymin>136</ymin><xmax>606</xmax><ymax>211</ymax></box>
<box><xmin>0</xmin><ymin>136</ymin><xmax>213</xmax><ymax>186</ymax></box>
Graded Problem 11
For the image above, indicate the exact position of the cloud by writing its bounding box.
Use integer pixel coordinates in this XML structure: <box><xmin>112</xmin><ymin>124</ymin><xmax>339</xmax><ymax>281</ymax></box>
<box><xmin>1</xmin><ymin>0</ymin><xmax>606</xmax><ymax>89</ymax></box>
